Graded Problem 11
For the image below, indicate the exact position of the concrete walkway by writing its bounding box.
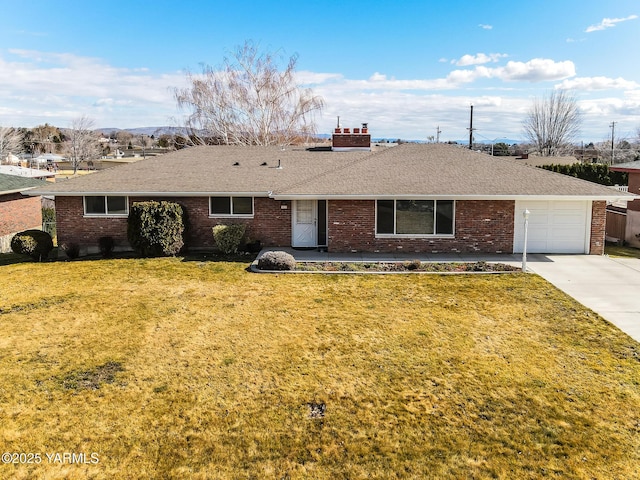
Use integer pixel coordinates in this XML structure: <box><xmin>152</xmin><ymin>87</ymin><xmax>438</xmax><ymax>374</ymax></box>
<box><xmin>259</xmin><ymin>248</ymin><xmax>640</xmax><ymax>343</ymax></box>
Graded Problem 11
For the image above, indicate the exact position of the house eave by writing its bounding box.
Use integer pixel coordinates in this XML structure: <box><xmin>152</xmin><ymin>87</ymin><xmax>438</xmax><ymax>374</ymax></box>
<box><xmin>269</xmin><ymin>193</ymin><xmax>634</xmax><ymax>201</ymax></box>
<box><xmin>24</xmin><ymin>190</ymin><xmax>272</xmax><ymax>197</ymax></box>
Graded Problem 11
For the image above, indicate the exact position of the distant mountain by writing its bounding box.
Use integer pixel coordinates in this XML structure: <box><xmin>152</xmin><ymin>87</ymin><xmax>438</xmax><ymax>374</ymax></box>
<box><xmin>453</xmin><ymin>138</ymin><xmax>524</xmax><ymax>145</ymax></box>
<box><xmin>96</xmin><ymin>126</ymin><xmax>188</xmax><ymax>136</ymax></box>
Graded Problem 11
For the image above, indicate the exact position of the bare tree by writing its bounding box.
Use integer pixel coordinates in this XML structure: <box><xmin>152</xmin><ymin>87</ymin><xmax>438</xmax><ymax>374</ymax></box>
<box><xmin>174</xmin><ymin>41</ymin><xmax>324</xmax><ymax>146</ymax></box>
<box><xmin>523</xmin><ymin>90</ymin><xmax>582</xmax><ymax>157</ymax></box>
<box><xmin>0</xmin><ymin>126</ymin><xmax>24</xmax><ymax>163</ymax></box>
<box><xmin>64</xmin><ymin>116</ymin><xmax>100</xmax><ymax>174</ymax></box>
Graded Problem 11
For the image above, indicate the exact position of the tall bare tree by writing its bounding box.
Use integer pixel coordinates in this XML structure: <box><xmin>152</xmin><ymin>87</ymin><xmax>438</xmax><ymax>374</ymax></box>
<box><xmin>174</xmin><ymin>41</ymin><xmax>324</xmax><ymax>146</ymax></box>
<box><xmin>0</xmin><ymin>126</ymin><xmax>24</xmax><ymax>163</ymax></box>
<box><xmin>523</xmin><ymin>90</ymin><xmax>581</xmax><ymax>157</ymax></box>
<box><xmin>65</xmin><ymin>116</ymin><xmax>100</xmax><ymax>174</ymax></box>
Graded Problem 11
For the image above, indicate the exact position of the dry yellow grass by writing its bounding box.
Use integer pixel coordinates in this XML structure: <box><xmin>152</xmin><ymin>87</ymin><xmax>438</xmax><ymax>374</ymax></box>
<box><xmin>0</xmin><ymin>257</ymin><xmax>638</xmax><ymax>479</ymax></box>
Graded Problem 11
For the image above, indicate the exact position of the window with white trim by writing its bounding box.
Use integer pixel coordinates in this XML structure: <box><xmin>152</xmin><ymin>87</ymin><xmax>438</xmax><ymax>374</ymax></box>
<box><xmin>84</xmin><ymin>196</ymin><xmax>128</xmax><ymax>216</ymax></box>
<box><xmin>209</xmin><ymin>196</ymin><xmax>254</xmax><ymax>216</ymax></box>
<box><xmin>376</xmin><ymin>200</ymin><xmax>454</xmax><ymax>236</ymax></box>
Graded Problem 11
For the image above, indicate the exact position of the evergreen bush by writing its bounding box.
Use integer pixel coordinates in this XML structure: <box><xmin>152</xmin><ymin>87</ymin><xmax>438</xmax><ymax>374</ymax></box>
<box><xmin>98</xmin><ymin>236</ymin><xmax>115</xmax><ymax>258</ymax></box>
<box><xmin>538</xmin><ymin>163</ymin><xmax>628</xmax><ymax>186</ymax></box>
<box><xmin>127</xmin><ymin>201</ymin><xmax>185</xmax><ymax>257</ymax></box>
<box><xmin>11</xmin><ymin>229</ymin><xmax>54</xmax><ymax>261</ymax></box>
<box><xmin>212</xmin><ymin>224</ymin><xmax>246</xmax><ymax>254</ymax></box>
<box><xmin>61</xmin><ymin>242</ymin><xmax>80</xmax><ymax>260</ymax></box>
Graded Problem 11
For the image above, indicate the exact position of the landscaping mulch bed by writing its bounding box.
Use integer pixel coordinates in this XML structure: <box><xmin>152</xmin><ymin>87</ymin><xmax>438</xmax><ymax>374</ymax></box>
<box><xmin>294</xmin><ymin>260</ymin><xmax>521</xmax><ymax>273</ymax></box>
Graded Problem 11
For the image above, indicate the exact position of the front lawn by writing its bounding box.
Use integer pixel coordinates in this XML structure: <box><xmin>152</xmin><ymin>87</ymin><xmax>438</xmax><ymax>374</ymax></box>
<box><xmin>0</xmin><ymin>258</ymin><xmax>638</xmax><ymax>479</ymax></box>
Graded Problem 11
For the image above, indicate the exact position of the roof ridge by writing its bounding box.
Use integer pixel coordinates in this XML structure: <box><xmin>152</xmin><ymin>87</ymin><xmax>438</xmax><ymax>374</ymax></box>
<box><xmin>273</xmin><ymin>146</ymin><xmax>397</xmax><ymax>194</ymax></box>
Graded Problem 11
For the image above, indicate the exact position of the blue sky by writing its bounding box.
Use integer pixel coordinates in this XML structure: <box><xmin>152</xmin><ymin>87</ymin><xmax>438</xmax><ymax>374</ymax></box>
<box><xmin>1</xmin><ymin>0</ymin><xmax>638</xmax><ymax>142</ymax></box>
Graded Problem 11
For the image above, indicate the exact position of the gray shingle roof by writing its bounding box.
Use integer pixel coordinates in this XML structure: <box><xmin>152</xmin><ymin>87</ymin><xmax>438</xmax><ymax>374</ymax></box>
<box><xmin>0</xmin><ymin>173</ymin><xmax>47</xmax><ymax>194</ymax></box>
<box><xmin>27</xmin><ymin>143</ymin><xmax>632</xmax><ymax>200</ymax></box>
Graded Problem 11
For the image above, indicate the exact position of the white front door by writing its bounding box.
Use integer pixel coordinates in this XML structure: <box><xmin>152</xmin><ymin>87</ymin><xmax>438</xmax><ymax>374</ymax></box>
<box><xmin>292</xmin><ymin>200</ymin><xmax>317</xmax><ymax>247</ymax></box>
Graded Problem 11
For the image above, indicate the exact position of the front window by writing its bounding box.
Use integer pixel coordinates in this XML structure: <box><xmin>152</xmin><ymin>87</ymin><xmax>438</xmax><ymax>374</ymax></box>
<box><xmin>84</xmin><ymin>196</ymin><xmax>128</xmax><ymax>216</ymax></box>
<box><xmin>209</xmin><ymin>196</ymin><xmax>254</xmax><ymax>216</ymax></box>
<box><xmin>376</xmin><ymin>200</ymin><xmax>454</xmax><ymax>236</ymax></box>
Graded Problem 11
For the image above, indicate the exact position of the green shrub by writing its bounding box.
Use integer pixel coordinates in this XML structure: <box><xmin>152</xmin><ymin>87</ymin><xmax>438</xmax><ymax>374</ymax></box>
<box><xmin>61</xmin><ymin>242</ymin><xmax>80</xmax><ymax>260</ymax></box>
<box><xmin>257</xmin><ymin>251</ymin><xmax>296</xmax><ymax>271</ymax></box>
<box><xmin>98</xmin><ymin>236</ymin><xmax>115</xmax><ymax>258</ymax></box>
<box><xmin>127</xmin><ymin>201</ymin><xmax>185</xmax><ymax>257</ymax></box>
<box><xmin>10</xmin><ymin>229</ymin><xmax>54</xmax><ymax>261</ymax></box>
<box><xmin>212</xmin><ymin>224</ymin><xmax>246</xmax><ymax>254</ymax></box>
<box><xmin>538</xmin><ymin>163</ymin><xmax>628</xmax><ymax>186</ymax></box>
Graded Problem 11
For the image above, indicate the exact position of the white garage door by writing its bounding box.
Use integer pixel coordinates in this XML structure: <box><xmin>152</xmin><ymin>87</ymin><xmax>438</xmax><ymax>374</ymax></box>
<box><xmin>514</xmin><ymin>200</ymin><xmax>591</xmax><ymax>254</ymax></box>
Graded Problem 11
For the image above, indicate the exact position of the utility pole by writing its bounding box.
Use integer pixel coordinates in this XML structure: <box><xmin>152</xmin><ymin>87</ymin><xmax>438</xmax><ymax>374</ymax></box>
<box><xmin>436</xmin><ymin>126</ymin><xmax>441</xmax><ymax>143</ymax></box>
<box><xmin>610</xmin><ymin>121</ymin><xmax>616</xmax><ymax>164</ymax></box>
<box><xmin>467</xmin><ymin>105</ymin><xmax>474</xmax><ymax>150</ymax></box>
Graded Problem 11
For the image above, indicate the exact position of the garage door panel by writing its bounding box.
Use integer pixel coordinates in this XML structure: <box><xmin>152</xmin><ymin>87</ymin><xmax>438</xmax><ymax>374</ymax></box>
<box><xmin>514</xmin><ymin>200</ymin><xmax>590</xmax><ymax>254</ymax></box>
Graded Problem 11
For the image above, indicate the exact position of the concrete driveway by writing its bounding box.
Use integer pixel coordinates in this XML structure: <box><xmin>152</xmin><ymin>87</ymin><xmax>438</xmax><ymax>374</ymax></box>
<box><xmin>527</xmin><ymin>254</ymin><xmax>640</xmax><ymax>343</ymax></box>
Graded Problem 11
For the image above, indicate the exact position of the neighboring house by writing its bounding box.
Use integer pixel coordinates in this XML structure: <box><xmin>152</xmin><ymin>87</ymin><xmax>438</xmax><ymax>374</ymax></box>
<box><xmin>0</xmin><ymin>165</ymin><xmax>56</xmax><ymax>181</ymax></box>
<box><xmin>26</xmin><ymin>130</ymin><xmax>632</xmax><ymax>256</ymax></box>
<box><xmin>0</xmin><ymin>174</ymin><xmax>46</xmax><ymax>253</ymax></box>
<box><xmin>609</xmin><ymin>161</ymin><xmax>640</xmax><ymax>247</ymax></box>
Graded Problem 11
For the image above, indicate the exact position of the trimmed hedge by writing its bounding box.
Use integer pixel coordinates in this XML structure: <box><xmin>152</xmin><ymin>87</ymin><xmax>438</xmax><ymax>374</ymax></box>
<box><xmin>11</xmin><ymin>229</ymin><xmax>54</xmax><ymax>261</ymax></box>
<box><xmin>538</xmin><ymin>163</ymin><xmax>628</xmax><ymax>186</ymax></box>
<box><xmin>212</xmin><ymin>224</ymin><xmax>246</xmax><ymax>254</ymax></box>
<box><xmin>127</xmin><ymin>201</ymin><xmax>185</xmax><ymax>257</ymax></box>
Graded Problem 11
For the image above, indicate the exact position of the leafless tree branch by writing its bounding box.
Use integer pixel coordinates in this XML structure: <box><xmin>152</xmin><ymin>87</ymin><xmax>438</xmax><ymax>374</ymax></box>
<box><xmin>174</xmin><ymin>41</ymin><xmax>324</xmax><ymax>146</ymax></box>
<box><xmin>0</xmin><ymin>126</ymin><xmax>24</xmax><ymax>163</ymax></box>
<box><xmin>523</xmin><ymin>90</ymin><xmax>581</xmax><ymax>157</ymax></box>
<box><xmin>64</xmin><ymin>116</ymin><xmax>100</xmax><ymax>174</ymax></box>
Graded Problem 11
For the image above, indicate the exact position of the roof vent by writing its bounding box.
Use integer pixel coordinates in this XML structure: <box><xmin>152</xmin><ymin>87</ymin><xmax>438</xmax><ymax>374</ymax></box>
<box><xmin>233</xmin><ymin>162</ymin><xmax>240</xmax><ymax>166</ymax></box>
<box><xmin>260</xmin><ymin>162</ymin><xmax>267</xmax><ymax>166</ymax></box>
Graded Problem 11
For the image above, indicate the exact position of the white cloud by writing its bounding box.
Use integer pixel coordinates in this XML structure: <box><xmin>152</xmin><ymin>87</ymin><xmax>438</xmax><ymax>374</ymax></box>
<box><xmin>444</xmin><ymin>59</ymin><xmax>575</xmax><ymax>84</ymax></box>
<box><xmin>0</xmin><ymin>50</ymin><xmax>636</xmax><ymax>142</ymax></box>
<box><xmin>496</xmin><ymin>59</ymin><xmax>575</xmax><ymax>82</ymax></box>
<box><xmin>479</xmin><ymin>24</ymin><xmax>493</xmax><ymax>30</ymax></box>
<box><xmin>585</xmin><ymin>14</ymin><xmax>638</xmax><ymax>32</ymax></box>
<box><xmin>454</xmin><ymin>53</ymin><xmax>507</xmax><ymax>66</ymax></box>
<box><xmin>556</xmin><ymin>76</ymin><xmax>640</xmax><ymax>91</ymax></box>
<box><xmin>0</xmin><ymin>49</ymin><xmax>187</xmax><ymax>127</ymax></box>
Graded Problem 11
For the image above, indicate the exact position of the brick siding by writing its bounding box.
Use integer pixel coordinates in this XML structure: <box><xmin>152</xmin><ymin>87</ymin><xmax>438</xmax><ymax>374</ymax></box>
<box><xmin>55</xmin><ymin>196</ymin><xmax>292</xmax><ymax>252</ymax></box>
<box><xmin>589</xmin><ymin>200</ymin><xmax>606</xmax><ymax>255</ymax></box>
<box><xmin>0</xmin><ymin>193</ymin><xmax>43</xmax><ymax>252</ymax></box>
<box><xmin>327</xmin><ymin>199</ymin><xmax>515</xmax><ymax>253</ymax></box>
<box><xmin>55</xmin><ymin>196</ymin><xmax>602</xmax><ymax>254</ymax></box>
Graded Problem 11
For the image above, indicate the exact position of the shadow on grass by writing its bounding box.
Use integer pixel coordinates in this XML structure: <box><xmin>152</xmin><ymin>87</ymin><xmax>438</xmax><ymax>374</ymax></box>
<box><xmin>0</xmin><ymin>252</ymin><xmax>35</xmax><ymax>266</ymax></box>
<box><xmin>179</xmin><ymin>250</ymin><xmax>258</xmax><ymax>265</ymax></box>
<box><xmin>1</xmin><ymin>248</ymin><xmax>258</xmax><ymax>266</ymax></box>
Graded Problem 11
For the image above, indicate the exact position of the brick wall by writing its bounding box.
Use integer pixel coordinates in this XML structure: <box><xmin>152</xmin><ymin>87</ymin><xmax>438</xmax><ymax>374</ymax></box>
<box><xmin>589</xmin><ymin>200</ymin><xmax>606</xmax><ymax>255</ymax></box>
<box><xmin>56</xmin><ymin>195</ymin><xmax>601</xmax><ymax>255</ymax></box>
<box><xmin>0</xmin><ymin>193</ymin><xmax>43</xmax><ymax>252</ymax></box>
<box><xmin>327</xmin><ymin>200</ymin><xmax>515</xmax><ymax>253</ymax></box>
<box><xmin>55</xmin><ymin>196</ymin><xmax>292</xmax><ymax>251</ymax></box>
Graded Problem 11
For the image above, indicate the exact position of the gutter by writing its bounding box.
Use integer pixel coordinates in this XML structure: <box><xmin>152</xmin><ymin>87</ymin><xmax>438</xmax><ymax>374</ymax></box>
<box><xmin>268</xmin><ymin>193</ymin><xmax>636</xmax><ymax>202</ymax></box>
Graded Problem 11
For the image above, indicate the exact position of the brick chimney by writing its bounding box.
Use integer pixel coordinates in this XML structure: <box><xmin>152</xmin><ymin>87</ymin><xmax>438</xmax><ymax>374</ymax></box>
<box><xmin>332</xmin><ymin>123</ymin><xmax>371</xmax><ymax>151</ymax></box>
